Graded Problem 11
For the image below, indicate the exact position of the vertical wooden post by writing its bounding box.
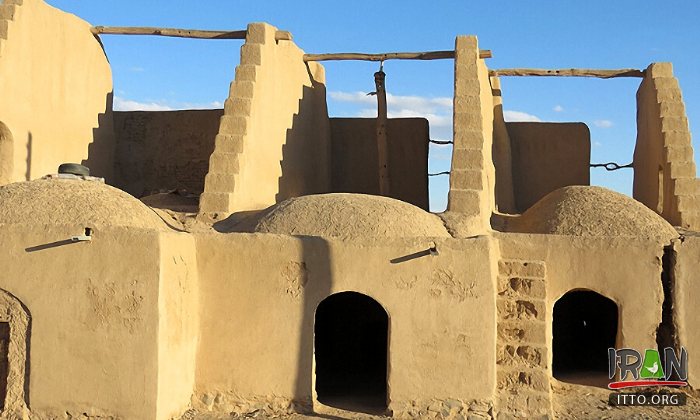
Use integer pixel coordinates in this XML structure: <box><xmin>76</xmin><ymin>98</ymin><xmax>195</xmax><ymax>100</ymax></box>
<box><xmin>375</xmin><ymin>67</ymin><xmax>390</xmax><ymax>195</ymax></box>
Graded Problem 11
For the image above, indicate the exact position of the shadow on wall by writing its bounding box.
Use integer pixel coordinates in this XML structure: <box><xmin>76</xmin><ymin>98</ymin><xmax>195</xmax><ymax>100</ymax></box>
<box><xmin>82</xmin><ymin>92</ymin><xmax>116</xmax><ymax>182</ymax></box>
<box><xmin>276</xmin><ymin>66</ymin><xmax>331</xmax><ymax>203</ymax></box>
<box><xmin>25</xmin><ymin>133</ymin><xmax>32</xmax><ymax>181</ymax></box>
<box><xmin>294</xmin><ymin>237</ymin><xmax>333</xmax><ymax>411</ymax></box>
<box><xmin>112</xmin><ymin>109</ymin><xmax>222</xmax><ymax>198</ymax></box>
<box><xmin>0</xmin><ymin>122</ymin><xmax>13</xmax><ymax>185</ymax></box>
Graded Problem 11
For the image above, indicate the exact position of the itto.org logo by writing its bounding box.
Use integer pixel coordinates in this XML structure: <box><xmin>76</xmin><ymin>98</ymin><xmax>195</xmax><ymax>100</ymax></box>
<box><xmin>608</xmin><ymin>347</ymin><xmax>688</xmax><ymax>389</ymax></box>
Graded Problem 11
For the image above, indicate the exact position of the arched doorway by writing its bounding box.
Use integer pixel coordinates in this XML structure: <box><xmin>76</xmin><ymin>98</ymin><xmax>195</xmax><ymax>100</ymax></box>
<box><xmin>553</xmin><ymin>290</ymin><xmax>618</xmax><ymax>387</ymax></box>
<box><xmin>314</xmin><ymin>292</ymin><xmax>388</xmax><ymax>413</ymax></box>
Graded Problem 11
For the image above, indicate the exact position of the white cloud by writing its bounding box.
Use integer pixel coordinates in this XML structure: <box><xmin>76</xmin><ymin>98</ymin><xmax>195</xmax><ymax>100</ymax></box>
<box><xmin>113</xmin><ymin>96</ymin><xmax>224</xmax><ymax>111</ymax></box>
<box><xmin>553</xmin><ymin>105</ymin><xmax>564</xmax><ymax>112</ymax></box>
<box><xmin>113</xmin><ymin>97</ymin><xmax>173</xmax><ymax>111</ymax></box>
<box><xmin>329</xmin><ymin>90</ymin><xmax>453</xmax><ymax>140</ymax></box>
<box><xmin>594</xmin><ymin>119</ymin><xmax>614</xmax><ymax>128</ymax></box>
<box><xmin>330</xmin><ymin>91</ymin><xmax>452</xmax><ymax>113</ymax></box>
<box><xmin>503</xmin><ymin>110</ymin><xmax>542</xmax><ymax>122</ymax></box>
<box><xmin>593</xmin><ymin>141</ymin><xmax>603</xmax><ymax>148</ymax></box>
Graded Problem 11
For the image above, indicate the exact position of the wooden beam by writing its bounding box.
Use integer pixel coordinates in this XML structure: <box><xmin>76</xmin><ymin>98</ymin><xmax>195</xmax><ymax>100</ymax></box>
<box><xmin>489</xmin><ymin>68</ymin><xmax>645</xmax><ymax>78</ymax></box>
<box><xmin>303</xmin><ymin>49</ymin><xmax>492</xmax><ymax>62</ymax></box>
<box><xmin>90</xmin><ymin>26</ymin><xmax>293</xmax><ymax>41</ymax></box>
<box><xmin>374</xmin><ymin>70</ymin><xmax>391</xmax><ymax>196</ymax></box>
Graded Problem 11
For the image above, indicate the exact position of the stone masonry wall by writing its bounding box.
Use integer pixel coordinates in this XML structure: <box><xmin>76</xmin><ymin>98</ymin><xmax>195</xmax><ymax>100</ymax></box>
<box><xmin>496</xmin><ymin>259</ymin><xmax>552</xmax><ymax>419</ymax></box>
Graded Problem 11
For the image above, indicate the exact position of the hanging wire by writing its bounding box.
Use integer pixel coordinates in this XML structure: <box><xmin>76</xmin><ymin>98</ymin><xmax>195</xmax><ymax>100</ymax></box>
<box><xmin>428</xmin><ymin>171</ymin><xmax>451</xmax><ymax>176</ymax></box>
<box><xmin>590</xmin><ymin>162</ymin><xmax>634</xmax><ymax>171</ymax></box>
<box><xmin>429</xmin><ymin>139</ymin><xmax>453</xmax><ymax>145</ymax></box>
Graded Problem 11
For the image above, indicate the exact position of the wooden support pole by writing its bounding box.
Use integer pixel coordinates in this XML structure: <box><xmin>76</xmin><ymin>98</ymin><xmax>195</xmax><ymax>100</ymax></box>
<box><xmin>304</xmin><ymin>49</ymin><xmax>492</xmax><ymax>62</ymax></box>
<box><xmin>374</xmin><ymin>69</ymin><xmax>391</xmax><ymax>196</ymax></box>
<box><xmin>489</xmin><ymin>68</ymin><xmax>645</xmax><ymax>78</ymax></box>
<box><xmin>90</xmin><ymin>26</ymin><xmax>293</xmax><ymax>41</ymax></box>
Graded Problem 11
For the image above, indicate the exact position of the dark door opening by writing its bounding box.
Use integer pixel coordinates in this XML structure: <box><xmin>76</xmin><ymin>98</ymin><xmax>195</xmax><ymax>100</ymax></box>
<box><xmin>314</xmin><ymin>292</ymin><xmax>388</xmax><ymax>413</ymax></box>
<box><xmin>553</xmin><ymin>290</ymin><xmax>618</xmax><ymax>387</ymax></box>
<box><xmin>0</xmin><ymin>322</ymin><xmax>9</xmax><ymax>410</ymax></box>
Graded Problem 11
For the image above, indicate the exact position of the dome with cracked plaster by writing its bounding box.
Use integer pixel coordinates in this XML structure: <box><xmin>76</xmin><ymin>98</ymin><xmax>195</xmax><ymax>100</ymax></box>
<box><xmin>225</xmin><ymin>193</ymin><xmax>451</xmax><ymax>240</ymax></box>
<box><xmin>0</xmin><ymin>178</ymin><xmax>166</xmax><ymax>230</ymax></box>
<box><xmin>514</xmin><ymin>186</ymin><xmax>677</xmax><ymax>239</ymax></box>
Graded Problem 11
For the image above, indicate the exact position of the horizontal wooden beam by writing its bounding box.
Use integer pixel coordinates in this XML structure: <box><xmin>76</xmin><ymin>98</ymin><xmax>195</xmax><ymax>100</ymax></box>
<box><xmin>303</xmin><ymin>49</ymin><xmax>492</xmax><ymax>62</ymax></box>
<box><xmin>90</xmin><ymin>26</ymin><xmax>293</xmax><ymax>41</ymax></box>
<box><xmin>489</xmin><ymin>68</ymin><xmax>645</xmax><ymax>78</ymax></box>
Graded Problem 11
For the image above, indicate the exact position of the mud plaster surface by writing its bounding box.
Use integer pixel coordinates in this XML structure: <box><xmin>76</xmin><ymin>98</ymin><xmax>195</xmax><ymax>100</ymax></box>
<box><xmin>181</xmin><ymin>384</ymin><xmax>700</xmax><ymax>419</ymax></box>
<box><xmin>0</xmin><ymin>178</ymin><xmax>165</xmax><ymax>229</ymax></box>
<box><xmin>512</xmin><ymin>186</ymin><xmax>678</xmax><ymax>240</ymax></box>
<box><xmin>225</xmin><ymin>193</ymin><xmax>451</xmax><ymax>240</ymax></box>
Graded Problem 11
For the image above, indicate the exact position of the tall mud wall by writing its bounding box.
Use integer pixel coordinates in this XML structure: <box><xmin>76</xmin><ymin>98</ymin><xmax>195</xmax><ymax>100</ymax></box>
<box><xmin>0</xmin><ymin>0</ymin><xmax>114</xmax><ymax>183</ymax></box>
<box><xmin>329</xmin><ymin>117</ymin><xmax>429</xmax><ymax>210</ymax></box>
<box><xmin>200</xmin><ymin>23</ymin><xmax>331</xmax><ymax>219</ymax></box>
<box><xmin>113</xmin><ymin>110</ymin><xmax>222</xmax><ymax>197</ymax></box>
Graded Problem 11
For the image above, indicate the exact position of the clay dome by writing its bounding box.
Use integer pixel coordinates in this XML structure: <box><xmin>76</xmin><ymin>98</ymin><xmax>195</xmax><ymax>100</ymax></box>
<box><xmin>0</xmin><ymin>178</ymin><xmax>166</xmax><ymax>230</ymax></box>
<box><xmin>513</xmin><ymin>186</ymin><xmax>678</xmax><ymax>239</ymax></box>
<box><xmin>226</xmin><ymin>193</ymin><xmax>451</xmax><ymax>240</ymax></box>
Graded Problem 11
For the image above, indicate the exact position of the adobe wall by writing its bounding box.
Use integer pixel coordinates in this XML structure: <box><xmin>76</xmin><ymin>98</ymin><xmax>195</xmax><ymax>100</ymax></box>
<box><xmin>672</xmin><ymin>235</ymin><xmax>700</xmax><ymax>387</ymax></box>
<box><xmin>113</xmin><ymin>110</ymin><xmax>222</xmax><ymax>197</ymax></box>
<box><xmin>0</xmin><ymin>0</ymin><xmax>114</xmax><ymax>182</ymax></box>
<box><xmin>508</xmin><ymin>122</ymin><xmax>591</xmax><ymax>212</ymax></box>
<box><xmin>497</xmin><ymin>233</ymin><xmax>665</xmax><ymax>368</ymax></box>
<box><xmin>157</xmin><ymin>232</ymin><xmax>199</xmax><ymax>419</ymax></box>
<box><xmin>329</xmin><ymin>117</ymin><xmax>429</xmax><ymax>210</ymax></box>
<box><xmin>192</xmin><ymin>233</ymin><xmax>498</xmax><ymax>418</ymax></box>
<box><xmin>200</xmin><ymin>23</ymin><xmax>331</xmax><ymax>220</ymax></box>
<box><xmin>634</xmin><ymin>63</ymin><xmax>700</xmax><ymax>230</ymax></box>
<box><xmin>444</xmin><ymin>35</ymin><xmax>496</xmax><ymax>237</ymax></box>
<box><xmin>0</xmin><ymin>225</ymin><xmax>161</xmax><ymax>419</ymax></box>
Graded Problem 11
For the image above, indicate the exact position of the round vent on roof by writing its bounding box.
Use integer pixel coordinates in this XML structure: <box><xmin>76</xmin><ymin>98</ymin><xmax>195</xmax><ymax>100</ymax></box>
<box><xmin>58</xmin><ymin>163</ymin><xmax>90</xmax><ymax>177</ymax></box>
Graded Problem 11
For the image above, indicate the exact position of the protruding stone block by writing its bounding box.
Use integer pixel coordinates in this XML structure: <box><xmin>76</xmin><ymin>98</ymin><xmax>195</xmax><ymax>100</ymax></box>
<box><xmin>219</xmin><ymin>115</ymin><xmax>249</xmax><ymax>135</ymax></box>
<box><xmin>451</xmin><ymin>169</ymin><xmax>483</xmax><ymax>190</ymax></box>
<box><xmin>208</xmin><ymin>153</ymin><xmax>240</xmax><ymax>173</ymax></box>
<box><xmin>204</xmin><ymin>173</ymin><xmax>237</xmax><ymax>191</ymax></box>
<box><xmin>224</xmin><ymin>97</ymin><xmax>252</xmax><ymax>115</ymax></box>
<box><xmin>672</xmin><ymin>178</ymin><xmax>700</xmax><ymax>195</ymax></box>
<box><xmin>647</xmin><ymin>62</ymin><xmax>674</xmax><ymax>78</ymax></box>
<box><xmin>447</xmin><ymin>189</ymin><xmax>482</xmax><ymax>216</ymax></box>
<box><xmin>240</xmin><ymin>43</ymin><xmax>264</xmax><ymax>66</ymax></box>
<box><xmin>498</xmin><ymin>260</ymin><xmax>546</xmax><ymax>278</ymax></box>
<box><xmin>453</xmin><ymin>130</ymin><xmax>485</xmax><ymax>150</ymax></box>
<box><xmin>669</xmin><ymin>162</ymin><xmax>696</xmax><ymax>178</ymax></box>
<box><xmin>497</xmin><ymin>320</ymin><xmax>547</xmax><ymax>344</ymax></box>
<box><xmin>452</xmin><ymin>149</ymin><xmax>484</xmax><ymax>170</ymax></box>
<box><xmin>199</xmin><ymin>192</ymin><xmax>234</xmax><ymax>214</ymax></box>
<box><xmin>229</xmin><ymin>80</ymin><xmax>256</xmax><ymax>98</ymax></box>
<box><xmin>235</xmin><ymin>64</ymin><xmax>258</xmax><ymax>82</ymax></box>
<box><xmin>214</xmin><ymin>134</ymin><xmax>245</xmax><ymax>154</ymax></box>
<box><xmin>497</xmin><ymin>298</ymin><xmax>545</xmax><ymax>322</ymax></box>
<box><xmin>661</xmin><ymin>116</ymin><xmax>689</xmax><ymax>132</ymax></box>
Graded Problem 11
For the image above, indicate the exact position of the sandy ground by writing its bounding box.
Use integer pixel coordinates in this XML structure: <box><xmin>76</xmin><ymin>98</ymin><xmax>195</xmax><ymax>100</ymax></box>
<box><xmin>183</xmin><ymin>381</ymin><xmax>700</xmax><ymax>419</ymax></box>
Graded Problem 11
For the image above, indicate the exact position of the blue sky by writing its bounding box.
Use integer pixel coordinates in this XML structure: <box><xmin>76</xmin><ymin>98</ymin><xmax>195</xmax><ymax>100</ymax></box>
<box><xmin>48</xmin><ymin>0</ymin><xmax>700</xmax><ymax>211</ymax></box>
